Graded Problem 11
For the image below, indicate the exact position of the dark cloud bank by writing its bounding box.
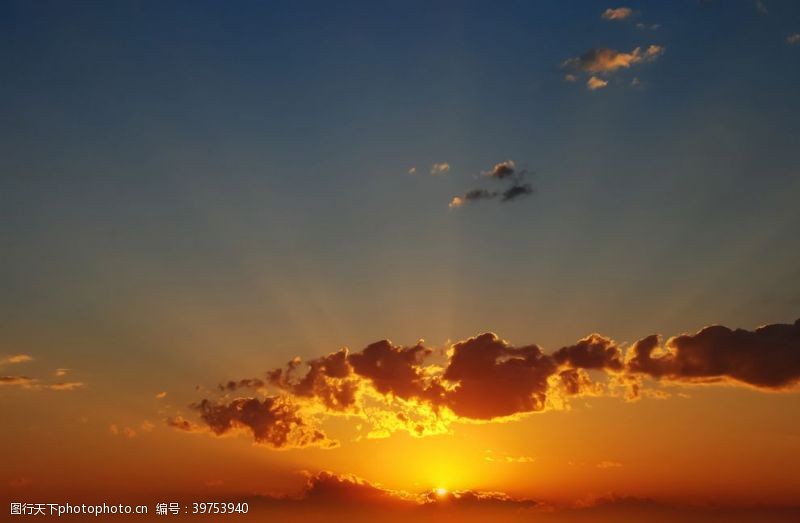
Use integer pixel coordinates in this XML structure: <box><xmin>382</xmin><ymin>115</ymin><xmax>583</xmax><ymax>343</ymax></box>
<box><xmin>169</xmin><ymin>318</ymin><xmax>800</xmax><ymax>449</ymax></box>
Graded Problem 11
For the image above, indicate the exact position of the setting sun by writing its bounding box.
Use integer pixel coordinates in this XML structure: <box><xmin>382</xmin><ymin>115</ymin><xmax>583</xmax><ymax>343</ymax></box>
<box><xmin>435</xmin><ymin>487</ymin><xmax>448</xmax><ymax>497</ymax></box>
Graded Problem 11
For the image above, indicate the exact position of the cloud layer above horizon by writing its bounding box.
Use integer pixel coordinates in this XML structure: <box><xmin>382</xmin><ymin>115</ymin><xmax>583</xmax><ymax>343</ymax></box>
<box><xmin>168</xmin><ymin>318</ymin><xmax>800</xmax><ymax>449</ymax></box>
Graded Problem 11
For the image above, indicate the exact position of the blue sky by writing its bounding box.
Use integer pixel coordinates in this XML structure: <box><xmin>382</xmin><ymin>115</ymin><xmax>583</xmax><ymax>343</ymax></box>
<box><xmin>1</xmin><ymin>0</ymin><xmax>799</xmax><ymax>385</ymax></box>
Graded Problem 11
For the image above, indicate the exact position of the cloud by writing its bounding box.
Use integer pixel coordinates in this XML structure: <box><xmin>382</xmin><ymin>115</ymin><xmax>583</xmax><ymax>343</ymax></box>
<box><xmin>596</xmin><ymin>460</ymin><xmax>623</xmax><ymax>469</ymax></box>
<box><xmin>155</xmin><ymin>391</ymin><xmax>167</xmax><ymax>399</ymax></box>
<box><xmin>484</xmin><ymin>450</ymin><xmax>535</xmax><ymax>463</ymax></box>
<box><xmin>501</xmin><ymin>183</ymin><xmax>534</xmax><ymax>201</ymax></box>
<box><xmin>587</xmin><ymin>76</ymin><xmax>609</xmax><ymax>90</ymax></box>
<box><xmin>443</xmin><ymin>333</ymin><xmax>556</xmax><ymax>419</ymax></box>
<box><xmin>449</xmin><ymin>189</ymin><xmax>497</xmax><ymax>209</ymax></box>
<box><xmin>109</xmin><ymin>424</ymin><xmax>137</xmax><ymax>438</ymax></box>
<box><xmin>192</xmin><ymin>396</ymin><xmax>337</xmax><ymax>449</ymax></box>
<box><xmin>0</xmin><ymin>376</ymin><xmax>84</xmax><ymax>391</ymax></box>
<box><xmin>482</xmin><ymin>160</ymin><xmax>517</xmax><ymax>180</ymax></box>
<box><xmin>173</xmin><ymin>318</ymin><xmax>800</xmax><ymax>448</ymax></box>
<box><xmin>564</xmin><ymin>73</ymin><xmax>578</xmax><ymax>82</ymax></box>
<box><xmin>0</xmin><ymin>356</ymin><xmax>83</xmax><ymax>391</ymax></box>
<box><xmin>626</xmin><ymin>319</ymin><xmax>800</xmax><ymax>389</ymax></box>
<box><xmin>166</xmin><ymin>415</ymin><xmax>203</xmax><ymax>432</ymax></box>
<box><xmin>601</xmin><ymin>7</ymin><xmax>633</xmax><ymax>20</ymax></box>
<box><xmin>429</xmin><ymin>163</ymin><xmax>450</xmax><ymax>175</ymax></box>
<box><xmin>219</xmin><ymin>378</ymin><xmax>266</xmax><ymax>392</ymax></box>
<box><xmin>408</xmin><ymin>167</ymin><xmax>417</xmax><ymax>175</ymax></box>
<box><xmin>553</xmin><ymin>334</ymin><xmax>624</xmax><ymax>371</ymax></box>
<box><xmin>269</xmin><ymin>349</ymin><xmax>360</xmax><ymax>412</ymax></box>
<box><xmin>563</xmin><ymin>46</ymin><xmax>664</xmax><ymax>75</ymax></box>
<box><xmin>1</xmin><ymin>354</ymin><xmax>33</xmax><ymax>365</ymax></box>
<box><xmin>0</xmin><ymin>376</ymin><xmax>36</xmax><ymax>387</ymax></box>
<box><xmin>756</xmin><ymin>1</ymin><xmax>768</xmax><ymax>15</ymax></box>
<box><xmin>300</xmin><ymin>471</ymin><xmax>412</xmax><ymax>506</ymax></box>
<box><xmin>349</xmin><ymin>340</ymin><xmax>443</xmax><ymax>403</ymax></box>
<box><xmin>450</xmin><ymin>160</ymin><xmax>535</xmax><ymax>209</ymax></box>
<box><xmin>256</xmin><ymin>470</ymin><xmax>539</xmax><ymax>511</ymax></box>
<box><xmin>47</xmin><ymin>382</ymin><xmax>84</xmax><ymax>391</ymax></box>
<box><xmin>788</xmin><ymin>33</ymin><xmax>800</xmax><ymax>45</ymax></box>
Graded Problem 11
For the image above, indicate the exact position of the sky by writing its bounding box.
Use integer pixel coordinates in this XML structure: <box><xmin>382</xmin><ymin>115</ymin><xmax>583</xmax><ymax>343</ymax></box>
<box><xmin>2</xmin><ymin>1</ymin><xmax>800</xmax><ymax>521</ymax></box>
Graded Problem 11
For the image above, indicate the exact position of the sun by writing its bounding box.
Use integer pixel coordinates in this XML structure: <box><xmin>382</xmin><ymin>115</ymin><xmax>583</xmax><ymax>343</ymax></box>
<box><xmin>435</xmin><ymin>487</ymin><xmax>448</xmax><ymax>497</ymax></box>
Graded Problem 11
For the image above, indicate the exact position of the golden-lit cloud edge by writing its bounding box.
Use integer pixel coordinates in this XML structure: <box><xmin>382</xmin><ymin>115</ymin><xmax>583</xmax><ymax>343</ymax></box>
<box><xmin>167</xmin><ymin>318</ymin><xmax>800</xmax><ymax>449</ymax></box>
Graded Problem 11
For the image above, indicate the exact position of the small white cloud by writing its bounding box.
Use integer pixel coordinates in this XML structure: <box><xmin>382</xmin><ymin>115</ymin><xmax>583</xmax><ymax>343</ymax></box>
<box><xmin>430</xmin><ymin>162</ymin><xmax>450</xmax><ymax>176</ymax></box>
<box><xmin>788</xmin><ymin>33</ymin><xmax>800</xmax><ymax>45</ymax></box>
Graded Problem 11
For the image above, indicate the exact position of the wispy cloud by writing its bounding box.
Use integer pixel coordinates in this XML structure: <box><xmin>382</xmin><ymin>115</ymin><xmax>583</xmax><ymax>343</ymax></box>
<box><xmin>1</xmin><ymin>354</ymin><xmax>33</xmax><ymax>365</ymax></box>
<box><xmin>563</xmin><ymin>45</ymin><xmax>664</xmax><ymax>90</ymax></box>
<box><xmin>0</xmin><ymin>375</ymin><xmax>84</xmax><ymax>391</ymax></box>
<box><xmin>563</xmin><ymin>46</ymin><xmax>664</xmax><ymax>75</ymax></box>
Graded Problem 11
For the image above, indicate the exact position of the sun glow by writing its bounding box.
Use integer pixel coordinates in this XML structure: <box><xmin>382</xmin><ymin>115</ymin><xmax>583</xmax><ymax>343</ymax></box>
<box><xmin>436</xmin><ymin>487</ymin><xmax>448</xmax><ymax>497</ymax></box>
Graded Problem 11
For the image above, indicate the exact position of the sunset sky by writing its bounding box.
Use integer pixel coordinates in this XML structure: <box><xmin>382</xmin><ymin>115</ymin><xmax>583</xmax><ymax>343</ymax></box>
<box><xmin>2</xmin><ymin>1</ymin><xmax>800</xmax><ymax>521</ymax></box>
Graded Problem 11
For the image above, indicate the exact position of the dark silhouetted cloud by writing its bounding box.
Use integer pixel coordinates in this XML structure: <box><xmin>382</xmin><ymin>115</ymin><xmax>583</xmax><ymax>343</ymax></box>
<box><xmin>443</xmin><ymin>333</ymin><xmax>557</xmax><ymax>419</ymax></box>
<box><xmin>170</xmin><ymin>318</ymin><xmax>800</xmax><ymax>447</ymax></box>
<box><xmin>193</xmin><ymin>396</ymin><xmax>337</xmax><ymax>449</ymax></box>
<box><xmin>626</xmin><ymin>319</ymin><xmax>800</xmax><ymax>389</ymax></box>
<box><xmin>501</xmin><ymin>183</ymin><xmax>534</xmax><ymax>201</ymax></box>
<box><xmin>450</xmin><ymin>160</ymin><xmax>535</xmax><ymax>209</ymax></box>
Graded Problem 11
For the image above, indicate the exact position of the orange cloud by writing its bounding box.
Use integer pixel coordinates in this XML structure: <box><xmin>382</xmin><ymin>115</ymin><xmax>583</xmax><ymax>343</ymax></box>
<box><xmin>563</xmin><ymin>46</ymin><xmax>664</xmax><ymax>75</ymax></box>
<box><xmin>587</xmin><ymin>76</ymin><xmax>608</xmax><ymax>90</ymax></box>
<box><xmin>0</xmin><ymin>375</ymin><xmax>36</xmax><ymax>387</ymax></box>
<box><xmin>601</xmin><ymin>7</ymin><xmax>633</xmax><ymax>20</ymax></box>
<box><xmin>47</xmin><ymin>381</ymin><xmax>84</xmax><ymax>391</ymax></box>
<box><xmin>0</xmin><ymin>375</ymin><xmax>84</xmax><ymax>391</ymax></box>
<box><xmin>1</xmin><ymin>354</ymin><xmax>33</xmax><ymax>365</ymax></box>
